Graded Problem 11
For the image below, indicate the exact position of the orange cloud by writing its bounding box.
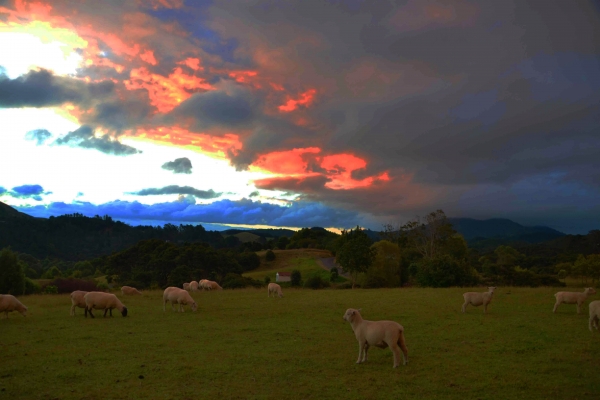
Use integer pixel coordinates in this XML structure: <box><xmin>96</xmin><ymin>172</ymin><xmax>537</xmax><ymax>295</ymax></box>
<box><xmin>136</xmin><ymin>126</ymin><xmax>242</xmax><ymax>159</ymax></box>
<box><xmin>179</xmin><ymin>57</ymin><xmax>202</xmax><ymax>71</ymax></box>
<box><xmin>140</xmin><ymin>49</ymin><xmax>157</xmax><ymax>65</ymax></box>
<box><xmin>140</xmin><ymin>0</ymin><xmax>184</xmax><ymax>9</ymax></box>
<box><xmin>278</xmin><ymin>89</ymin><xmax>317</xmax><ymax>112</ymax></box>
<box><xmin>251</xmin><ymin>147</ymin><xmax>321</xmax><ymax>175</ymax></box>
<box><xmin>125</xmin><ymin>66</ymin><xmax>213</xmax><ymax>113</ymax></box>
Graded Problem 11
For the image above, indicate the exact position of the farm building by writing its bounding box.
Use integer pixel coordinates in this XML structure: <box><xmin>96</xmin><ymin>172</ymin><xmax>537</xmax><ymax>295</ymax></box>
<box><xmin>276</xmin><ymin>272</ymin><xmax>291</xmax><ymax>282</ymax></box>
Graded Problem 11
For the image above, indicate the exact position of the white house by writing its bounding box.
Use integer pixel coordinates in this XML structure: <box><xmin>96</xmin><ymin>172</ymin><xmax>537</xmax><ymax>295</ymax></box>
<box><xmin>276</xmin><ymin>272</ymin><xmax>291</xmax><ymax>282</ymax></box>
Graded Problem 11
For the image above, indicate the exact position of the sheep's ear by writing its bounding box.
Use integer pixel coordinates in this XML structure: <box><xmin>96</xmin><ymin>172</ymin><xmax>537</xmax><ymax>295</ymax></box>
<box><xmin>351</xmin><ymin>310</ymin><xmax>355</xmax><ymax>315</ymax></box>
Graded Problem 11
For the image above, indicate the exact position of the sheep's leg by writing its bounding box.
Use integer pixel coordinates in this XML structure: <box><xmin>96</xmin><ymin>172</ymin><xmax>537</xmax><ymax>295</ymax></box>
<box><xmin>163</xmin><ymin>299</ymin><xmax>166</xmax><ymax>312</ymax></box>
<box><xmin>362</xmin><ymin>344</ymin><xmax>369</xmax><ymax>363</ymax></box>
<box><xmin>553</xmin><ymin>302</ymin><xmax>559</xmax><ymax>313</ymax></box>
<box><xmin>103</xmin><ymin>309</ymin><xmax>108</xmax><ymax>317</ymax></box>
<box><xmin>88</xmin><ymin>308</ymin><xmax>95</xmax><ymax>318</ymax></box>
<box><xmin>390</xmin><ymin>342</ymin><xmax>401</xmax><ymax>368</ymax></box>
<box><xmin>356</xmin><ymin>342</ymin><xmax>364</xmax><ymax>364</ymax></box>
<box><xmin>70</xmin><ymin>305</ymin><xmax>75</xmax><ymax>316</ymax></box>
<box><xmin>171</xmin><ymin>302</ymin><xmax>176</xmax><ymax>312</ymax></box>
<box><xmin>483</xmin><ymin>303</ymin><xmax>488</xmax><ymax>314</ymax></box>
<box><xmin>398</xmin><ymin>334</ymin><xmax>409</xmax><ymax>365</ymax></box>
<box><xmin>590</xmin><ymin>317</ymin><xmax>595</xmax><ymax>332</ymax></box>
<box><xmin>461</xmin><ymin>302</ymin><xmax>467</xmax><ymax>313</ymax></box>
<box><xmin>109</xmin><ymin>308</ymin><xmax>113</xmax><ymax>317</ymax></box>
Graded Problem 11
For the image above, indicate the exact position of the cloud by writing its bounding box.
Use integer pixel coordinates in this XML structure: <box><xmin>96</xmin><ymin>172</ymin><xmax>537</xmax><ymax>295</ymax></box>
<box><xmin>0</xmin><ymin>186</ymin><xmax>6</xmax><ymax>195</ymax></box>
<box><xmin>54</xmin><ymin>125</ymin><xmax>142</xmax><ymax>156</ymax></box>
<box><xmin>248</xmin><ymin>191</ymin><xmax>259</xmax><ymax>197</ymax></box>
<box><xmin>161</xmin><ymin>157</ymin><xmax>192</xmax><ymax>174</ymax></box>
<box><xmin>8</xmin><ymin>184</ymin><xmax>50</xmax><ymax>201</ymax></box>
<box><xmin>25</xmin><ymin>129</ymin><xmax>52</xmax><ymax>145</ymax></box>
<box><xmin>129</xmin><ymin>185</ymin><xmax>221</xmax><ymax>199</ymax></box>
<box><xmin>0</xmin><ymin>68</ymin><xmax>114</xmax><ymax>108</ymax></box>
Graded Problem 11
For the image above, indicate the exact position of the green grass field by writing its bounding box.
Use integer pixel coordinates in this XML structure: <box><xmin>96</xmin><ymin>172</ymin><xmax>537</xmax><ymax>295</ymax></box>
<box><xmin>2</xmin><ymin>286</ymin><xmax>599</xmax><ymax>399</ymax></box>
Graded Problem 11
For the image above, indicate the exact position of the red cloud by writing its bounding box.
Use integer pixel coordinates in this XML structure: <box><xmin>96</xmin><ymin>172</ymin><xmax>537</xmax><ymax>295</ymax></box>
<box><xmin>278</xmin><ymin>89</ymin><xmax>317</xmax><ymax>112</ymax></box>
<box><xmin>252</xmin><ymin>147</ymin><xmax>321</xmax><ymax>175</ymax></box>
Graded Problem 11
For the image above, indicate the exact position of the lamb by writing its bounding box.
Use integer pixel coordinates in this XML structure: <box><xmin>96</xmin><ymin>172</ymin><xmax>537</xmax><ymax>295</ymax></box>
<box><xmin>189</xmin><ymin>281</ymin><xmax>199</xmax><ymax>291</ymax></box>
<box><xmin>163</xmin><ymin>287</ymin><xmax>197</xmax><ymax>312</ymax></box>
<box><xmin>206</xmin><ymin>280</ymin><xmax>223</xmax><ymax>291</ymax></box>
<box><xmin>183</xmin><ymin>282</ymin><xmax>190</xmax><ymax>291</ymax></box>
<box><xmin>268</xmin><ymin>283</ymin><xmax>283</xmax><ymax>298</ymax></box>
<box><xmin>343</xmin><ymin>308</ymin><xmax>408</xmax><ymax>368</ymax></box>
<box><xmin>462</xmin><ymin>287</ymin><xmax>497</xmax><ymax>314</ymax></box>
<box><xmin>121</xmin><ymin>286</ymin><xmax>142</xmax><ymax>295</ymax></box>
<box><xmin>70</xmin><ymin>290</ymin><xmax>89</xmax><ymax>316</ymax></box>
<box><xmin>84</xmin><ymin>292</ymin><xmax>128</xmax><ymax>318</ymax></box>
<box><xmin>589</xmin><ymin>300</ymin><xmax>600</xmax><ymax>332</ymax></box>
<box><xmin>553</xmin><ymin>287</ymin><xmax>597</xmax><ymax>314</ymax></box>
<box><xmin>0</xmin><ymin>294</ymin><xmax>28</xmax><ymax>318</ymax></box>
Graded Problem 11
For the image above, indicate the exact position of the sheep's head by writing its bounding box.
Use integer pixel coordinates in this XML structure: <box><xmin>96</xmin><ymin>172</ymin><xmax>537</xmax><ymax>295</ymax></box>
<box><xmin>19</xmin><ymin>305</ymin><xmax>28</xmax><ymax>317</ymax></box>
<box><xmin>488</xmin><ymin>287</ymin><xmax>497</xmax><ymax>293</ymax></box>
<box><xmin>191</xmin><ymin>302</ymin><xmax>198</xmax><ymax>312</ymax></box>
<box><xmin>586</xmin><ymin>288</ymin><xmax>597</xmax><ymax>295</ymax></box>
<box><xmin>343</xmin><ymin>308</ymin><xmax>360</xmax><ymax>323</ymax></box>
<box><xmin>121</xmin><ymin>307</ymin><xmax>128</xmax><ymax>317</ymax></box>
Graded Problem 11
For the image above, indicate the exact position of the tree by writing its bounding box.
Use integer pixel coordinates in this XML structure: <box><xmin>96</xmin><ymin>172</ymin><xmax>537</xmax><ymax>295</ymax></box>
<box><xmin>0</xmin><ymin>247</ymin><xmax>26</xmax><ymax>295</ymax></box>
<box><xmin>167</xmin><ymin>265</ymin><xmax>192</xmax><ymax>288</ymax></box>
<box><xmin>335</xmin><ymin>226</ymin><xmax>375</xmax><ymax>288</ymax></box>
<box><xmin>265</xmin><ymin>249</ymin><xmax>275</xmax><ymax>262</ymax></box>
<box><xmin>363</xmin><ymin>240</ymin><xmax>402</xmax><ymax>288</ymax></box>
<box><xmin>399</xmin><ymin>210</ymin><xmax>457</xmax><ymax>260</ymax></box>
<box><xmin>291</xmin><ymin>270</ymin><xmax>302</xmax><ymax>286</ymax></box>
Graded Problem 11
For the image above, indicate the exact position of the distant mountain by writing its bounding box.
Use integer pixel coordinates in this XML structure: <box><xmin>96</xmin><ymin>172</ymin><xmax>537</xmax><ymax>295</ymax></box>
<box><xmin>221</xmin><ymin>228</ymin><xmax>295</xmax><ymax>241</ymax></box>
<box><xmin>447</xmin><ymin>218</ymin><xmax>565</xmax><ymax>243</ymax></box>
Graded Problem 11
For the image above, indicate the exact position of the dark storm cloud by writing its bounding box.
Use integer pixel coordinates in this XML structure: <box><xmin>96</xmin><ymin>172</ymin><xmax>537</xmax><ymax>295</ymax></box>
<box><xmin>0</xmin><ymin>68</ymin><xmax>114</xmax><ymax>108</ymax></box>
<box><xmin>8</xmin><ymin>184</ymin><xmax>50</xmax><ymax>201</ymax></box>
<box><xmin>54</xmin><ymin>125</ymin><xmax>141</xmax><ymax>156</ymax></box>
<box><xmin>254</xmin><ymin>175</ymin><xmax>330</xmax><ymax>193</ymax></box>
<box><xmin>16</xmin><ymin>198</ymin><xmax>360</xmax><ymax>228</ymax></box>
<box><xmin>129</xmin><ymin>185</ymin><xmax>221</xmax><ymax>199</ymax></box>
<box><xmin>161</xmin><ymin>157</ymin><xmax>192</xmax><ymax>174</ymax></box>
<box><xmin>25</xmin><ymin>129</ymin><xmax>52</xmax><ymax>145</ymax></box>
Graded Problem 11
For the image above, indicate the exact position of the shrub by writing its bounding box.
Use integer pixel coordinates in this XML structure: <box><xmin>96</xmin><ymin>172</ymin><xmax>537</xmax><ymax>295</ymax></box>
<box><xmin>265</xmin><ymin>250</ymin><xmax>276</xmax><ymax>262</ymax></box>
<box><xmin>290</xmin><ymin>270</ymin><xmax>302</xmax><ymax>286</ymax></box>
<box><xmin>46</xmin><ymin>278</ymin><xmax>99</xmax><ymax>294</ymax></box>
<box><xmin>415</xmin><ymin>256</ymin><xmax>479</xmax><ymax>288</ymax></box>
<box><xmin>43</xmin><ymin>285</ymin><xmax>58</xmax><ymax>294</ymax></box>
<box><xmin>24</xmin><ymin>278</ymin><xmax>41</xmax><ymax>294</ymax></box>
<box><xmin>304</xmin><ymin>273</ymin><xmax>330</xmax><ymax>290</ymax></box>
<box><xmin>330</xmin><ymin>267</ymin><xmax>339</xmax><ymax>282</ymax></box>
<box><xmin>96</xmin><ymin>282</ymin><xmax>109</xmax><ymax>291</ymax></box>
<box><xmin>0</xmin><ymin>247</ymin><xmax>25</xmax><ymax>295</ymax></box>
<box><xmin>222</xmin><ymin>273</ymin><xmax>263</xmax><ymax>289</ymax></box>
<box><xmin>264</xmin><ymin>276</ymin><xmax>271</xmax><ymax>284</ymax></box>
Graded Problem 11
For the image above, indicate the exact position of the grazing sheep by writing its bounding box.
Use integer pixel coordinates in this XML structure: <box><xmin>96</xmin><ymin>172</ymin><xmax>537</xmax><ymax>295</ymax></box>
<box><xmin>207</xmin><ymin>280</ymin><xmax>223</xmax><ymax>291</ymax></box>
<box><xmin>163</xmin><ymin>287</ymin><xmax>197</xmax><ymax>312</ymax></box>
<box><xmin>343</xmin><ymin>308</ymin><xmax>408</xmax><ymax>368</ymax></box>
<box><xmin>462</xmin><ymin>287</ymin><xmax>497</xmax><ymax>314</ymax></box>
<box><xmin>190</xmin><ymin>281</ymin><xmax>199</xmax><ymax>291</ymax></box>
<box><xmin>553</xmin><ymin>287</ymin><xmax>597</xmax><ymax>314</ymax></box>
<box><xmin>183</xmin><ymin>282</ymin><xmax>190</xmax><ymax>291</ymax></box>
<box><xmin>84</xmin><ymin>292</ymin><xmax>128</xmax><ymax>318</ymax></box>
<box><xmin>589</xmin><ymin>300</ymin><xmax>600</xmax><ymax>332</ymax></box>
<box><xmin>268</xmin><ymin>283</ymin><xmax>283</xmax><ymax>298</ymax></box>
<box><xmin>121</xmin><ymin>286</ymin><xmax>142</xmax><ymax>295</ymax></box>
<box><xmin>70</xmin><ymin>290</ymin><xmax>89</xmax><ymax>316</ymax></box>
<box><xmin>0</xmin><ymin>294</ymin><xmax>28</xmax><ymax>318</ymax></box>
<box><xmin>199</xmin><ymin>279</ymin><xmax>210</xmax><ymax>290</ymax></box>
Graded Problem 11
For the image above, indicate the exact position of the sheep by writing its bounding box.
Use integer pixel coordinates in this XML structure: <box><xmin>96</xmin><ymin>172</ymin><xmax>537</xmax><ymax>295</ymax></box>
<box><xmin>84</xmin><ymin>292</ymin><xmax>128</xmax><ymax>318</ymax></box>
<box><xmin>163</xmin><ymin>287</ymin><xmax>197</xmax><ymax>312</ymax></box>
<box><xmin>207</xmin><ymin>280</ymin><xmax>223</xmax><ymax>291</ymax></box>
<box><xmin>343</xmin><ymin>308</ymin><xmax>408</xmax><ymax>368</ymax></box>
<box><xmin>189</xmin><ymin>281</ymin><xmax>199</xmax><ymax>291</ymax></box>
<box><xmin>199</xmin><ymin>279</ymin><xmax>210</xmax><ymax>290</ymax></box>
<box><xmin>462</xmin><ymin>287</ymin><xmax>497</xmax><ymax>314</ymax></box>
<box><xmin>183</xmin><ymin>282</ymin><xmax>190</xmax><ymax>291</ymax></box>
<box><xmin>553</xmin><ymin>287</ymin><xmax>597</xmax><ymax>314</ymax></box>
<box><xmin>0</xmin><ymin>294</ymin><xmax>28</xmax><ymax>318</ymax></box>
<box><xmin>589</xmin><ymin>300</ymin><xmax>600</xmax><ymax>332</ymax></box>
<box><xmin>268</xmin><ymin>283</ymin><xmax>283</xmax><ymax>298</ymax></box>
<box><xmin>121</xmin><ymin>286</ymin><xmax>142</xmax><ymax>295</ymax></box>
<box><xmin>70</xmin><ymin>290</ymin><xmax>89</xmax><ymax>316</ymax></box>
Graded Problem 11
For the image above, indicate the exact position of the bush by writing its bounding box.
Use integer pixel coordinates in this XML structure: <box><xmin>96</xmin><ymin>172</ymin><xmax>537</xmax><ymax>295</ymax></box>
<box><xmin>265</xmin><ymin>250</ymin><xmax>275</xmax><ymax>262</ymax></box>
<box><xmin>415</xmin><ymin>256</ymin><xmax>479</xmax><ymax>288</ymax></box>
<box><xmin>330</xmin><ymin>267</ymin><xmax>339</xmax><ymax>282</ymax></box>
<box><xmin>24</xmin><ymin>278</ymin><xmax>41</xmax><ymax>295</ymax></box>
<box><xmin>43</xmin><ymin>285</ymin><xmax>58</xmax><ymax>294</ymax></box>
<box><xmin>96</xmin><ymin>282</ymin><xmax>109</xmax><ymax>291</ymax></box>
<box><xmin>264</xmin><ymin>276</ymin><xmax>271</xmax><ymax>284</ymax></box>
<box><xmin>333</xmin><ymin>281</ymin><xmax>354</xmax><ymax>289</ymax></box>
<box><xmin>46</xmin><ymin>278</ymin><xmax>99</xmax><ymax>294</ymax></box>
<box><xmin>304</xmin><ymin>273</ymin><xmax>330</xmax><ymax>290</ymax></box>
<box><xmin>0</xmin><ymin>247</ymin><xmax>26</xmax><ymax>295</ymax></box>
<box><xmin>290</xmin><ymin>270</ymin><xmax>302</xmax><ymax>287</ymax></box>
<box><xmin>222</xmin><ymin>273</ymin><xmax>263</xmax><ymax>289</ymax></box>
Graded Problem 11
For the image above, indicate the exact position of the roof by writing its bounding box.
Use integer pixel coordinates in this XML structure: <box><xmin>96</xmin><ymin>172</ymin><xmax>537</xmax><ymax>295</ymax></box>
<box><xmin>276</xmin><ymin>272</ymin><xmax>292</xmax><ymax>276</ymax></box>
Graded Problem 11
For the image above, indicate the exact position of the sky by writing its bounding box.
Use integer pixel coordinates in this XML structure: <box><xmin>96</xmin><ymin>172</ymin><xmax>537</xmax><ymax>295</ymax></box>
<box><xmin>0</xmin><ymin>0</ymin><xmax>599</xmax><ymax>234</ymax></box>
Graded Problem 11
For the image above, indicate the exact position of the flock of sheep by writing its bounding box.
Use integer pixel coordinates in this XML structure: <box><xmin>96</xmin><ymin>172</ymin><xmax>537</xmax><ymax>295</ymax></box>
<box><xmin>1</xmin><ymin>284</ymin><xmax>599</xmax><ymax>369</ymax></box>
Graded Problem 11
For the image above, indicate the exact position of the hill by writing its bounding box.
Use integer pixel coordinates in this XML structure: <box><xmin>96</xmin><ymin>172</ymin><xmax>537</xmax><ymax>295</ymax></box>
<box><xmin>0</xmin><ymin>201</ymin><xmax>35</xmax><ymax>220</ymax></box>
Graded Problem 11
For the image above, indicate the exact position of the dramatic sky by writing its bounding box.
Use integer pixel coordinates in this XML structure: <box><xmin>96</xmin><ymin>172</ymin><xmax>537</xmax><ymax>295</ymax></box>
<box><xmin>1</xmin><ymin>0</ymin><xmax>599</xmax><ymax>234</ymax></box>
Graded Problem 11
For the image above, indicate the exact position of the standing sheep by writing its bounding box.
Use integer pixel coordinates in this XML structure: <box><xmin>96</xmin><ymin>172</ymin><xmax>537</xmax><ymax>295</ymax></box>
<box><xmin>268</xmin><ymin>283</ymin><xmax>283</xmax><ymax>298</ymax></box>
<box><xmin>163</xmin><ymin>287</ymin><xmax>197</xmax><ymax>312</ymax></box>
<box><xmin>462</xmin><ymin>287</ymin><xmax>496</xmax><ymax>314</ymax></box>
<box><xmin>84</xmin><ymin>292</ymin><xmax>128</xmax><ymax>318</ymax></box>
<box><xmin>554</xmin><ymin>287</ymin><xmax>597</xmax><ymax>314</ymax></box>
<box><xmin>589</xmin><ymin>300</ymin><xmax>600</xmax><ymax>332</ymax></box>
<box><xmin>70</xmin><ymin>290</ymin><xmax>89</xmax><ymax>316</ymax></box>
<box><xmin>0</xmin><ymin>294</ymin><xmax>28</xmax><ymax>318</ymax></box>
<box><xmin>183</xmin><ymin>282</ymin><xmax>190</xmax><ymax>291</ymax></box>
<box><xmin>343</xmin><ymin>308</ymin><xmax>408</xmax><ymax>368</ymax></box>
<box><xmin>121</xmin><ymin>286</ymin><xmax>142</xmax><ymax>295</ymax></box>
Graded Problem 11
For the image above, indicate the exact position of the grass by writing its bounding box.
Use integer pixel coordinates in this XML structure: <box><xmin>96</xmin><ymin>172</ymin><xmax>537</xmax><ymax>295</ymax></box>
<box><xmin>2</xmin><ymin>286</ymin><xmax>599</xmax><ymax>399</ymax></box>
<box><xmin>246</xmin><ymin>249</ymin><xmax>343</xmax><ymax>284</ymax></box>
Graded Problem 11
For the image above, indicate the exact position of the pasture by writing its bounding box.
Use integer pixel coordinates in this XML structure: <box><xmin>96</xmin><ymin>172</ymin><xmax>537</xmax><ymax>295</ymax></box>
<box><xmin>1</xmin><ymin>287</ymin><xmax>599</xmax><ymax>399</ymax></box>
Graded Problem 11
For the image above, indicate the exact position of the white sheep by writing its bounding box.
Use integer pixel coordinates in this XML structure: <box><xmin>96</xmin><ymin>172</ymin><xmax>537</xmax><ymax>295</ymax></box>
<box><xmin>462</xmin><ymin>287</ymin><xmax>496</xmax><ymax>314</ymax></box>
<box><xmin>343</xmin><ymin>308</ymin><xmax>408</xmax><ymax>368</ymax></box>
<box><xmin>268</xmin><ymin>283</ymin><xmax>283</xmax><ymax>298</ymax></box>
<box><xmin>199</xmin><ymin>279</ymin><xmax>210</xmax><ymax>290</ymax></box>
<box><xmin>589</xmin><ymin>300</ymin><xmax>600</xmax><ymax>332</ymax></box>
<box><xmin>553</xmin><ymin>287</ymin><xmax>597</xmax><ymax>314</ymax></box>
<box><xmin>183</xmin><ymin>282</ymin><xmax>190</xmax><ymax>291</ymax></box>
<box><xmin>163</xmin><ymin>287</ymin><xmax>197</xmax><ymax>312</ymax></box>
<box><xmin>0</xmin><ymin>294</ymin><xmax>28</xmax><ymax>318</ymax></box>
<box><xmin>206</xmin><ymin>280</ymin><xmax>223</xmax><ymax>291</ymax></box>
<box><xmin>70</xmin><ymin>290</ymin><xmax>89</xmax><ymax>316</ymax></box>
<box><xmin>189</xmin><ymin>281</ymin><xmax>199</xmax><ymax>291</ymax></box>
<box><xmin>121</xmin><ymin>286</ymin><xmax>142</xmax><ymax>295</ymax></box>
<box><xmin>84</xmin><ymin>292</ymin><xmax>128</xmax><ymax>318</ymax></box>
